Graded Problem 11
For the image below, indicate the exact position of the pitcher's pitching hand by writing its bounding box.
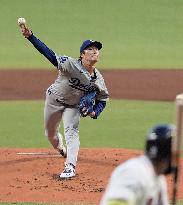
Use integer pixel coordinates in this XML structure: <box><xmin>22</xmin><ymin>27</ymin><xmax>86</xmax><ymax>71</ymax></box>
<box><xmin>17</xmin><ymin>17</ymin><xmax>32</xmax><ymax>38</ymax></box>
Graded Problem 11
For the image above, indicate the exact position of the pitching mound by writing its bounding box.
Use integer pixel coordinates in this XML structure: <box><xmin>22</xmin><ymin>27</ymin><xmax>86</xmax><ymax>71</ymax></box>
<box><xmin>0</xmin><ymin>148</ymin><xmax>183</xmax><ymax>203</ymax></box>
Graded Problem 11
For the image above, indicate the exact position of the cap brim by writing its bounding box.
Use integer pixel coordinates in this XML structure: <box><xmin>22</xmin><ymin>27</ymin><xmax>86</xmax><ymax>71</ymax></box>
<box><xmin>86</xmin><ymin>41</ymin><xmax>102</xmax><ymax>50</ymax></box>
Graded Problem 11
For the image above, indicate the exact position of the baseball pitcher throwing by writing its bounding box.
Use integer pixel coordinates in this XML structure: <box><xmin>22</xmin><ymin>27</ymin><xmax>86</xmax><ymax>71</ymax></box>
<box><xmin>18</xmin><ymin>18</ymin><xmax>109</xmax><ymax>178</ymax></box>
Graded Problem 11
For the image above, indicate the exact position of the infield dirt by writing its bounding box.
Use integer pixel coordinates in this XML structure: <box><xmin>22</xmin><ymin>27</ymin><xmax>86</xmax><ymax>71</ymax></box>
<box><xmin>1</xmin><ymin>69</ymin><xmax>183</xmax><ymax>101</ymax></box>
<box><xmin>0</xmin><ymin>148</ymin><xmax>183</xmax><ymax>203</ymax></box>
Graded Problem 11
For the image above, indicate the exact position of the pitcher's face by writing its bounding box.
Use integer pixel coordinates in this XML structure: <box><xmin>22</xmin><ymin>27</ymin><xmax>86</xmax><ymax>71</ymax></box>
<box><xmin>81</xmin><ymin>46</ymin><xmax>100</xmax><ymax>63</ymax></box>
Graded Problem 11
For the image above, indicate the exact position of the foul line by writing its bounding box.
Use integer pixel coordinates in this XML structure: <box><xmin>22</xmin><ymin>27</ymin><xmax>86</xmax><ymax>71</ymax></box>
<box><xmin>17</xmin><ymin>152</ymin><xmax>60</xmax><ymax>157</ymax></box>
<box><xmin>16</xmin><ymin>152</ymin><xmax>134</xmax><ymax>159</ymax></box>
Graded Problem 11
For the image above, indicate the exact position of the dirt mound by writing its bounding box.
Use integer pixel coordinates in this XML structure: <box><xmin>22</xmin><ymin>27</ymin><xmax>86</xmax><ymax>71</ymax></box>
<box><xmin>0</xmin><ymin>148</ymin><xmax>182</xmax><ymax>203</ymax></box>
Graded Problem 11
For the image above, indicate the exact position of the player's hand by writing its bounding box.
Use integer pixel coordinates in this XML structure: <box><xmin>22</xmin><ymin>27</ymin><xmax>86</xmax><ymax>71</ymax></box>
<box><xmin>80</xmin><ymin>107</ymin><xmax>95</xmax><ymax>118</ymax></box>
<box><xmin>17</xmin><ymin>17</ymin><xmax>32</xmax><ymax>38</ymax></box>
<box><xmin>80</xmin><ymin>107</ymin><xmax>88</xmax><ymax>117</ymax></box>
<box><xmin>88</xmin><ymin>111</ymin><xmax>96</xmax><ymax>118</ymax></box>
<box><xmin>20</xmin><ymin>26</ymin><xmax>32</xmax><ymax>38</ymax></box>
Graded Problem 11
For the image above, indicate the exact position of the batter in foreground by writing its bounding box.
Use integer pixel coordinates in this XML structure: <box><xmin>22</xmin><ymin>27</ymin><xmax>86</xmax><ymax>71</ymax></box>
<box><xmin>100</xmin><ymin>124</ymin><xmax>177</xmax><ymax>205</ymax></box>
<box><xmin>18</xmin><ymin>18</ymin><xmax>109</xmax><ymax>179</ymax></box>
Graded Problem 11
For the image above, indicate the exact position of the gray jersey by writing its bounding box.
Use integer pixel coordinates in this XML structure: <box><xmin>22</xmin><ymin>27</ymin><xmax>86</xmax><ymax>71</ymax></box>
<box><xmin>48</xmin><ymin>55</ymin><xmax>109</xmax><ymax>105</ymax></box>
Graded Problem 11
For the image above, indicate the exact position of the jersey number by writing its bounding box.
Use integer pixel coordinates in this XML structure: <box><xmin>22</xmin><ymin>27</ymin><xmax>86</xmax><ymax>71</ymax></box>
<box><xmin>60</xmin><ymin>56</ymin><xmax>68</xmax><ymax>63</ymax></box>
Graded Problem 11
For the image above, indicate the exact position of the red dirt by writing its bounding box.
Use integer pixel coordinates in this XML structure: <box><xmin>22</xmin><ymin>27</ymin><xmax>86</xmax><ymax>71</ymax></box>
<box><xmin>0</xmin><ymin>148</ymin><xmax>183</xmax><ymax>203</ymax></box>
<box><xmin>0</xmin><ymin>69</ymin><xmax>183</xmax><ymax>203</ymax></box>
<box><xmin>1</xmin><ymin>69</ymin><xmax>183</xmax><ymax>101</ymax></box>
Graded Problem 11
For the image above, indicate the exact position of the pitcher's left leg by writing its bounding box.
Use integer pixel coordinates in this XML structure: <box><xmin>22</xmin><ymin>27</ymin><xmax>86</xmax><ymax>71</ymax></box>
<box><xmin>60</xmin><ymin>107</ymin><xmax>80</xmax><ymax>178</ymax></box>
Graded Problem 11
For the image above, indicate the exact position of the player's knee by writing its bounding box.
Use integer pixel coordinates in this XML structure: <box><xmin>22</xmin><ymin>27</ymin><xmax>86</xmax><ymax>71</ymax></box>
<box><xmin>64</xmin><ymin>126</ymin><xmax>80</xmax><ymax>145</ymax></box>
<box><xmin>64</xmin><ymin>126</ymin><xmax>79</xmax><ymax>136</ymax></box>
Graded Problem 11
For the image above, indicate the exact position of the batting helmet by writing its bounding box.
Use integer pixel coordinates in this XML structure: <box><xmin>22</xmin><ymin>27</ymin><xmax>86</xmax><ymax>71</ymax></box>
<box><xmin>145</xmin><ymin>124</ymin><xmax>175</xmax><ymax>161</ymax></box>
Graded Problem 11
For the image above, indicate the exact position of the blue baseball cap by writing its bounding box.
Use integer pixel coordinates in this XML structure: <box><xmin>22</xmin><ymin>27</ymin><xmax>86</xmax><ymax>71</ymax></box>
<box><xmin>80</xmin><ymin>39</ymin><xmax>102</xmax><ymax>53</ymax></box>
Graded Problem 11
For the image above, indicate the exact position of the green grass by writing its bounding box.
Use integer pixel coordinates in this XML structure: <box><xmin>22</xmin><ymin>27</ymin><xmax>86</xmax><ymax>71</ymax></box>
<box><xmin>0</xmin><ymin>99</ymin><xmax>174</xmax><ymax>150</ymax></box>
<box><xmin>81</xmin><ymin>99</ymin><xmax>174</xmax><ymax>149</ymax></box>
<box><xmin>0</xmin><ymin>0</ymin><xmax>183</xmax><ymax>69</ymax></box>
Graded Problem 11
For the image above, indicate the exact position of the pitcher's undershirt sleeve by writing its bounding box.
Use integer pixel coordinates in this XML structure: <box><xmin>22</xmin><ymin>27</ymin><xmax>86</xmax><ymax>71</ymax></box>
<box><xmin>27</xmin><ymin>34</ymin><xmax>58</xmax><ymax>67</ymax></box>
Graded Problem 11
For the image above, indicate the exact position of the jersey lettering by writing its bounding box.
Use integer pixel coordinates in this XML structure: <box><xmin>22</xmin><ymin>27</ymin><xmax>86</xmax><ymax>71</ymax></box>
<box><xmin>69</xmin><ymin>77</ymin><xmax>96</xmax><ymax>92</ymax></box>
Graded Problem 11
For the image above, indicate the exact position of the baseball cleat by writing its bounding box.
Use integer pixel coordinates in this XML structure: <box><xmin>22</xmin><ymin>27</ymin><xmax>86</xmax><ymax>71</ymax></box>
<box><xmin>57</xmin><ymin>133</ymin><xmax>67</xmax><ymax>158</ymax></box>
<box><xmin>59</xmin><ymin>163</ymin><xmax>75</xmax><ymax>179</ymax></box>
<box><xmin>59</xmin><ymin>146</ymin><xmax>67</xmax><ymax>158</ymax></box>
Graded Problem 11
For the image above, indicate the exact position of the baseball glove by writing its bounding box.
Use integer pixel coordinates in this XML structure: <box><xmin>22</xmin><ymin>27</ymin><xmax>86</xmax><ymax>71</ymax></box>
<box><xmin>79</xmin><ymin>91</ymin><xmax>97</xmax><ymax>117</ymax></box>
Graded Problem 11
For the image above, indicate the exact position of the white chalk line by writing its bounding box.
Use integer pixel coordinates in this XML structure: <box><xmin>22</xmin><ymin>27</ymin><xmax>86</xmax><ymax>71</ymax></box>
<box><xmin>16</xmin><ymin>152</ymin><xmax>130</xmax><ymax>159</ymax></box>
<box><xmin>17</xmin><ymin>152</ymin><xmax>60</xmax><ymax>157</ymax></box>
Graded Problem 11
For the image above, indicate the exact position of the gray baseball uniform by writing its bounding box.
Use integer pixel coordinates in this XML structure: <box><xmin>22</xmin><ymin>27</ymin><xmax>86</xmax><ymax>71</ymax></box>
<box><xmin>45</xmin><ymin>55</ymin><xmax>109</xmax><ymax>166</ymax></box>
<box><xmin>49</xmin><ymin>55</ymin><xmax>109</xmax><ymax>105</ymax></box>
<box><xmin>25</xmin><ymin>32</ymin><xmax>109</xmax><ymax>177</ymax></box>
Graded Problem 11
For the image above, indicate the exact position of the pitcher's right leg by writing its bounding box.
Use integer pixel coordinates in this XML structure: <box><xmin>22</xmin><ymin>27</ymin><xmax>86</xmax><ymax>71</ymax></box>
<box><xmin>44</xmin><ymin>93</ymin><xmax>66</xmax><ymax>157</ymax></box>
